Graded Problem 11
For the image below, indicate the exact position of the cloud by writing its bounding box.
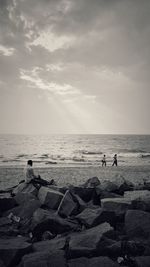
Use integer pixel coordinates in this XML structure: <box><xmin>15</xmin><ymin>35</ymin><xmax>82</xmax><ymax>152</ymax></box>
<box><xmin>20</xmin><ymin>67</ymin><xmax>80</xmax><ymax>96</ymax></box>
<box><xmin>28</xmin><ymin>30</ymin><xmax>75</xmax><ymax>52</ymax></box>
<box><xmin>0</xmin><ymin>45</ymin><xmax>15</xmax><ymax>56</ymax></box>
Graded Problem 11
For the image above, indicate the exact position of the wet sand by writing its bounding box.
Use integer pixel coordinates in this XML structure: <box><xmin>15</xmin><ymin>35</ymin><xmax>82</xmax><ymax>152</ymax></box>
<box><xmin>0</xmin><ymin>165</ymin><xmax>150</xmax><ymax>190</ymax></box>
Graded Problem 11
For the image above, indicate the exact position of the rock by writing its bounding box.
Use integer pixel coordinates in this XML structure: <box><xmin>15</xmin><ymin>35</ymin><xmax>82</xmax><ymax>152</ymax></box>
<box><xmin>98</xmin><ymin>181</ymin><xmax>118</xmax><ymax>193</ymax></box>
<box><xmin>83</xmin><ymin>177</ymin><xmax>100</xmax><ymax>188</ymax></box>
<box><xmin>132</xmin><ymin>196</ymin><xmax>150</xmax><ymax>212</ymax></box>
<box><xmin>132</xmin><ymin>256</ymin><xmax>150</xmax><ymax>267</ymax></box>
<box><xmin>12</xmin><ymin>182</ymin><xmax>38</xmax><ymax>196</ymax></box>
<box><xmin>33</xmin><ymin>236</ymin><xmax>66</xmax><ymax>252</ymax></box>
<box><xmin>124</xmin><ymin>190</ymin><xmax>150</xmax><ymax>201</ymax></box>
<box><xmin>0</xmin><ymin>237</ymin><xmax>32</xmax><ymax>267</ymax></box>
<box><xmin>14</xmin><ymin>192</ymin><xmax>37</xmax><ymax>205</ymax></box>
<box><xmin>71</xmin><ymin>193</ymin><xmax>87</xmax><ymax>212</ymax></box>
<box><xmin>106</xmin><ymin>240</ymin><xmax>145</xmax><ymax>258</ymax></box>
<box><xmin>125</xmin><ymin>210</ymin><xmax>150</xmax><ymax>239</ymax></box>
<box><xmin>68</xmin><ymin>222</ymin><xmax>114</xmax><ymax>258</ymax></box>
<box><xmin>0</xmin><ymin>260</ymin><xmax>5</xmax><ymax>267</ymax></box>
<box><xmin>98</xmin><ymin>176</ymin><xmax>134</xmax><ymax>195</ymax></box>
<box><xmin>38</xmin><ymin>187</ymin><xmax>64</xmax><ymax>209</ymax></box>
<box><xmin>5</xmin><ymin>199</ymin><xmax>41</xmax><ymax>220</ymax></box>
<box><xmin>41</xmin><ymin>231</ymin><xmax>56</xmax><ymax>240</ymax></box>
<box><xmin>75</xmin><ymin>207</ymin><xmax>116</xmax><ymax>228</ymax></box>
<box><xmin>96</xmin><ymin>187</ymin><xmax>121</xmax><ymax>199</ymax></box>
<box><xmin>19</xmin><ymin>250</ymin><xmax>66</xmax><ymax>267</ymax></box>
<box><xmin>31</xmin><ymin>208</ymin><xmax>79</xmax><ymax>239</ymax></box>
<box><xmin>57</xmin><ymin>190</ymin><xmax>78</xmax><ymax>217</ymax></box>
<box><xmin>68</xmin><ymin>256</ymin><xmax>120</xmax><ymax>267</ymax></box>
<box><xmin>101</xmin><ymin>198</ymin><xmax>132</xmax><ymax>215</ymax></box>
<box><xmin>0</xmin><ymin>217</ymin><xmax>12</xmax><ymax>227</ymax></box>
<box><xmin>70</xmin><ymin>186</ymin><xmax>95</xmax><ymax>202</ymax></box>
<box><xmin>0</xmin><ymin>194</ymin><xmax>17</xmax><ymax>213</ymax></box>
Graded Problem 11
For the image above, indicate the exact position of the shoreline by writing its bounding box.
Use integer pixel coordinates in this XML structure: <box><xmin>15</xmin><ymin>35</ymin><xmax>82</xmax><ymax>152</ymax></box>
<box><xmin>0</xmin><ymin>165</ymin><xmax>150</xmax><ymax>190</ymax></box>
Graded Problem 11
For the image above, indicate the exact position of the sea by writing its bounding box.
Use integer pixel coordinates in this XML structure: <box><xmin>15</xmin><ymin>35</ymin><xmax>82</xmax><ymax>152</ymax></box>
<box><xmin>0</xmin><ymin>134</ymin><xmax>150</xmax><ymax>168</ymax></box>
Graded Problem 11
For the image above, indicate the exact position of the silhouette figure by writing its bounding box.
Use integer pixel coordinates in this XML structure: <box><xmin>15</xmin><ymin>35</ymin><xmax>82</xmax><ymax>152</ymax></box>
<box><xmin>102</xmin><ymin>154</ymin><xmax>106</xmax><ymax>167</ymax></box>
<box><xmin>112</xmin><ymin>154</ymin><xmax>118</xmax><ymax>166</ymax></box>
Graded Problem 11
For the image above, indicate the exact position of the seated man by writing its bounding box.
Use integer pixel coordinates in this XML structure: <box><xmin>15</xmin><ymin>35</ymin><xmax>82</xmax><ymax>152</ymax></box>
<box><xmin>24</xmin><ymin>160</ymin><xmax>55</xmax><ymax>188</ymax></box>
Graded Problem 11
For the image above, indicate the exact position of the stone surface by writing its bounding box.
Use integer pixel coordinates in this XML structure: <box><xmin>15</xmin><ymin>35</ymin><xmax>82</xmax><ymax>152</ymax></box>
<box><xmin>0</xmin><ymin>237</ymin><xmax>32</xmax><ymax>267</ymax></box>
<box><xmin>68</xmin><ymin>256</ymin><xmax>120</xmax><ymax>267</ymax></box>
<box><xmin>83</xmin><ymin>177</ymin><xmax>100</xmax><ymax>188</ymax></box>
<box><xmin>13</xmin><ymin>182</ymin><xmax>38</xmax><ymax>196</ymax></box>
<box><xmin>38</xmin><ymin>187</ymin><xmax>64</xmax><ymax>209</ymax></box>
<box><xmin>0</xmin><ymin>194</ymin><xmax>17</xmax><ymax>213</ymax></box>
<box><xmin>57</xmin><ymin>190</ymin><xmax>77</xmax><ymax>217</ymax></box>
<box><xmin>132</xmin><ymin>256</ymin><xmax>150</xmax><ymax>267</ymax></box>
<box><xmin>101</xmin><ymin>198</ymin><xmax>132</xmax><ymax>215</ymax></box>
<box><xmin>33</xmin><ymin>236</ymin><xmax>66</xmax><ymax>252</ymax></box>
<box><xmin>125</xmin><ymin>210</ymin><xmax>150</xmax><ymax>239</ymax></box>
<box><xmin>124</xmin><ymin>190</ymin><xmax>150</xmax><ymax>201</ymax></box>
<box><xmin>70</xmin><ymin>187</ymin><xmax>95</xmax><ymax>202</ymax></box>
<box><xmin>14</xmin><ymin>192</ymin><xmax>37</xmax><ymax>205</ymax></box>
<box><xmin>31</xmin><ymin>208</ymin><xmax>79</xmax><ymax>239</ymax></box>
<box><xmin>68</xmin><ymin>222</ymin><xmax>113</xmax><ymax>258</ymax></box>
<box><xmin>75</xmin><ymin>207</ymin><xmax>115</xmax><ymax>228</ymax></box>
<box><xmin>5</xmin><ymin>199</ymin><xmax>41</xmax><ymax>220</ymax></box>
<box><xmin>19</xmin><ymin>250</ymin><xmax>66</xmax><ymax>267</ymax></box>
<box><xmin>132</xmin><ymin>196</ymin><xmax>150</xmax><ymax>212</ymax></box>
<box><xmin>0</xmin><ymin>260</ymin><xmax>5</xmax><ymax>267</ymax></box>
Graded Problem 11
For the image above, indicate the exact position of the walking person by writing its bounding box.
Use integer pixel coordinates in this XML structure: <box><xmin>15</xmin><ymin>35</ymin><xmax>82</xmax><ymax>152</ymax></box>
<box><xmin>102</xmin><ymin>154</ymin><xmax>106</xmax><ymax>167</ymax></box>
<box><xmin>112</xmin><ymin>154</ymin><xmax>118</xmax><ymax>166</ymax></box>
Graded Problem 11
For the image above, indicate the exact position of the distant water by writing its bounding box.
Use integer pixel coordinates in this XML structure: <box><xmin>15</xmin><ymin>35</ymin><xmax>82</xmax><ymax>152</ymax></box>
<box><xmin>0</xmin><ymin>134</ymin><xmax>150</xmax><ymax>167</ymax></box>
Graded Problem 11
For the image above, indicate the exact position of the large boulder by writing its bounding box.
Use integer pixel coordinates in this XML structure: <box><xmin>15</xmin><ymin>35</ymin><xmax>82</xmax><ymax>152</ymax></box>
<box><xmin>12</xmin><ymin>182</ymin><xmax>38</xmax><ymax>196</ymax></box>
<box><xmin>125</xmin><ymin>210</ymin><xmax>150</xmax><ymax>240</ymax></box>
<box><xmin>68</xmin><ymin>222</ymin><xmax>114</xmax><ymax>258</ymax></box>
<box><xmin>101</xmin><ymin>198</ymin><xmax>132</xmax><ymax>215</ymax></box>
<box><xmin>0</xmin><ymin>193</ymin><xmax>17</xmax><ymax>213</ymax></box>
<box><xmin>31</xmin><ymin>208</ymin><xmax>79</xmax><ymax>239</ymax></box>
<box><xmin>19</xmin><ymin>250</ymin><xmax>66</xmax><ymax>267</ymax></box>
<box><xmin>75</xmin><ymin>207</ymin><xmax>116</xmax><ymax>228</ymax></box>
<box><xmin>68</xmin><ymin>256</ymin><xmax>120</xmax><ymax>267</ymax></box>
<box><xmin>38</xmin><ymin>187</ymin><xmax>64</xmax><ymax>209</ymax></box>
<box><xmin>0</xmin><ymin>237</ymin><xmax>32</xmax><ymax>267</ymax></box>
<box><xmin>98</xmin><ymin>176</ymin><xmax>134</xmax><ymax>195</ymax></box>
<box><xmin>57</xmin><ymin>190</ymin><xmax>78</xmax><ymax>217</ymax></box>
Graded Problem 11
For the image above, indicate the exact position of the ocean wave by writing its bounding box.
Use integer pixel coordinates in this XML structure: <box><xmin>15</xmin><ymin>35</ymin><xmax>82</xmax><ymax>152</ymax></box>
<box><xmin>118</xmin><ymin>148</ymin><xmax>146</xmax><ymax>153</ymax></box>
<box><xmin>81</xmin><ymin>150</ymin><xmax>103</xmax><ymax>155</ymax></box>
<box><xmin>45</xmin><ymin>161</ymin><xmax>57</xmax><ymax>165</ymax></box>
<box><xmin>72</xmin><ymin>157</ymin><xmax>85</xmax><ymax>162</ymax></box>
<box><xmin>17</xmin><ymin>154</ymin><xmax>28</xmax><ymax>158</ymax></box>
<box><xmin>140</xmin><ymin>154</ymin><xmax>150</xmax><ymax>158</ymax></box>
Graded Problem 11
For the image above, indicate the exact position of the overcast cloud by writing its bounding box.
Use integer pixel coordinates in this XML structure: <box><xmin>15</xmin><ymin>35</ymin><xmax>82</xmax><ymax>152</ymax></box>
<box><xmin>0</xmin><ymin>0</ymin><xmax>150</xmax><ymax>134</ymax></box>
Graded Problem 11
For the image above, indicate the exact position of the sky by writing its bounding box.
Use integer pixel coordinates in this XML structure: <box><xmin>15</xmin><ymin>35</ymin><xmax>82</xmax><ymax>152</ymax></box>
<box><xmin>0</xmin><ymin>0</ymin><xmax>150</xmax><ymax>134</ymax></box>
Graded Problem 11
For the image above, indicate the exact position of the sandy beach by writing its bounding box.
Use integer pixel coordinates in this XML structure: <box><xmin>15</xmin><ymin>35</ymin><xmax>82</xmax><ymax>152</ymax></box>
<box><xmin>0</xmin><ymin>165</ymin><xmax>150</xmax><ymax>190</ymax></box>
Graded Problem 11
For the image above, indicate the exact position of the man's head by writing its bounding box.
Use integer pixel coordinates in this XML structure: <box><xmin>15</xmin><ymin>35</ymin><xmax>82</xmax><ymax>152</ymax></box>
<box><xmin>27</xmin><ymin>160</ymin><xmax>33</xmax><ymax>166</ymax></box>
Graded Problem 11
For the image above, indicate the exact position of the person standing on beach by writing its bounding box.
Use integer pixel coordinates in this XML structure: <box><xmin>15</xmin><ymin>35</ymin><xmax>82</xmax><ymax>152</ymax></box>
<box><xmin>102</xmin><ymin>154</ymin><xmax>106</xmax><ymax>167</ymax></box>
<box><xmin>112</xmin><ymin>154</ymin><xmax>118</xmax><ymax>166</ymax></box>
<box><xmin>24</xmin><ymin>160</ymin><xmax>54</xmax><ymax>187</ymax></box>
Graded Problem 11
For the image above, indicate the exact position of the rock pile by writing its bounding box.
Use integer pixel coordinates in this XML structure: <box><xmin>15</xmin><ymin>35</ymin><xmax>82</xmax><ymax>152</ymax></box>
<box><xmin>0</xmin><ymin>176</ymin><xmax>150</xmax><ymax>266</ymax></box>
